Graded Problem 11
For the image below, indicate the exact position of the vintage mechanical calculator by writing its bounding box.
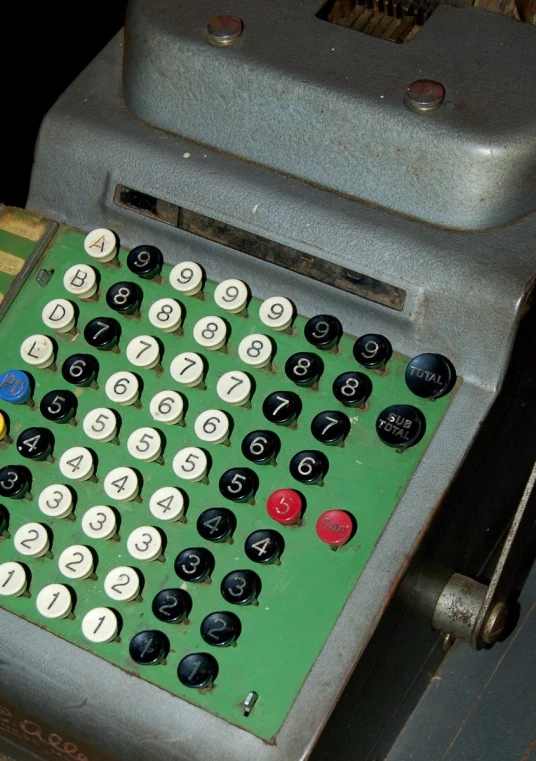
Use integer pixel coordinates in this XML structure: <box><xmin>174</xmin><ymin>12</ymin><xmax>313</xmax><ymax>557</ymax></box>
<box><xmin>1</xmin><ymin>0</ymin><xmax>536</xmax><ymax>760</ymax></box>
<box><xmin>0</xmin><ymin>207</ymin><xmax>456</xmax><ymax>746</ymax></box>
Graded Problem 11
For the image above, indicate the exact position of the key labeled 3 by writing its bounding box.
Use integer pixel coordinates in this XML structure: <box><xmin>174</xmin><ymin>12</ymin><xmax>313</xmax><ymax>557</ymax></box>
<box><xmin>127</xmin><ymin>526</ymin><xmax>163</xmax><ymax>561</ymax></box>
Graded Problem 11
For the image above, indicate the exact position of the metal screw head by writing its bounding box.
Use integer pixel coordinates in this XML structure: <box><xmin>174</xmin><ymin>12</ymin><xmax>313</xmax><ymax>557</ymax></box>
<box><xmin>482</xmin><ymin>602</ymin><xmax>508</xmax><ymax>645</ymax></box>
<box><xmin>405</xmin><ymin>80</ymin><xmax>445</xmax><ymax>114</ymax></box>
<box><xmin>207</xmin><ymin>15</ymin><xmax>244</xmax><ymax>46</ymax></box>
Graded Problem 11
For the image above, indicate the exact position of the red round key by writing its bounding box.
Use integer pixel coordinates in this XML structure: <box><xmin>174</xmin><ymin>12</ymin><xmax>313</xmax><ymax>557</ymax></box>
<box><xmin>316</xmin><ymin>509</ymin><xmax>354</xmax><ymax>547</ymax></box>
<box><xmin>266</xmin><ymin>489</ymin><xmax>303</xmax><ymax>525</ymax></box>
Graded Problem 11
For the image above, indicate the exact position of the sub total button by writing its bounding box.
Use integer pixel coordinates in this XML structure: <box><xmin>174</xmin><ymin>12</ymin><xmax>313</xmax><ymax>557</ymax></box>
<box><xmin>376</xmin><ymin>404</ymin><xmax>425</xmax><ymax>449</ymax></box>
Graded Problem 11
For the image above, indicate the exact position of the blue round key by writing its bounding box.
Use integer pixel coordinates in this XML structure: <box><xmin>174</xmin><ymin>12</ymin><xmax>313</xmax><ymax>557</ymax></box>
<box><xmin>0</xmin><ymin>370</ymin><xmax>32</xmax><ymax>405</ymax></box>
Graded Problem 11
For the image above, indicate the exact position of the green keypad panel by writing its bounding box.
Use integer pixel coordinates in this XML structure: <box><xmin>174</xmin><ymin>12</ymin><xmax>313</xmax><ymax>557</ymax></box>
<box><xmin>0</xmin><ymin>220</ymin><xmax>455</xmax><ymax>740</ymax></box>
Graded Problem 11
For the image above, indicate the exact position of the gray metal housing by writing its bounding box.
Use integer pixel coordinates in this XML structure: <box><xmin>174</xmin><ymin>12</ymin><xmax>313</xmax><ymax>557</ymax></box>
<box><xmin>123</xmin><ymin>0</ymin><xmax>536</xmax><ymax>230</ymax></box>
<box><xmin>1</xmin><ymin>5</ymin><xmax>535</xmax><ymax>760</ymax></box>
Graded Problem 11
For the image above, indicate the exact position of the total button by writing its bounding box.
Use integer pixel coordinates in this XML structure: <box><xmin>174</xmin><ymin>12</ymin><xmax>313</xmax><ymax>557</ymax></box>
<box><xmin>405</xmin><ymin>353</ymin><xmax>456</xmax><ymax>400</ymax></box>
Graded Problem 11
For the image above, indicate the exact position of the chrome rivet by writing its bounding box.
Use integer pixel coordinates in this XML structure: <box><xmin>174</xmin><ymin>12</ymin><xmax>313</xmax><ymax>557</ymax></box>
<box><xmin>207</xmin><ymin>15</ymin><xmax>244</xmax><ymax>46</ymax></box>
<box><xmin>405</xmin><ymin>79</ymin><xmax>445</xmax><ymax>114</ymax></box>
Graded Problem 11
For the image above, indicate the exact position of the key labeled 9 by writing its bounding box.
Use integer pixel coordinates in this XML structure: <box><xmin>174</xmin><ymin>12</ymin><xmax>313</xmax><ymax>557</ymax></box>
<box><xmin>353</xmin><ymin>334</ymin><xmax>392</xmax><ymax>370</ymax></box>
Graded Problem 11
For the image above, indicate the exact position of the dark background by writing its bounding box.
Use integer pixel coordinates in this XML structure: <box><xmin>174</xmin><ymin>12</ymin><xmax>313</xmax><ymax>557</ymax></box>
<box><xmin>1</xmin><ymin>3</ymin><xmax>128</xmax><ymax>208</ymax></box>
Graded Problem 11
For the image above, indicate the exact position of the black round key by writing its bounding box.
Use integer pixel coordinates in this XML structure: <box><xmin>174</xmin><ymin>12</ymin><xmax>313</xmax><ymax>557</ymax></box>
<box><xmin>219</xmin><ymin>467</ymin><xmax>258</xmax><ymax>503</ymax></box>
<box><xmin>0</xmin><ymin>504</ymin><xmax>9</xmax><ymax>534</ymax></box>
<box><xmin>245</xmin><ymin>529</ymin><xmax>284</xmax><ymax>564</ymax></box>
<box><xmin>129</xmin><ymin>630</ymin><xmax>169</xmax><ymax>665</ymax></box>
<box><xmin>178</xmin><ymin>652</ymin><xmax>219</xmax><ymax>688</ymax></box>
<box><xmin>304</xmin><ymin>314</ymin><xmax>342</xmax><ymax>350</ymax></box>
<box><xmin>40</xmin><ymin>389</ymin><xmax>77</xmax><ymax>424</ymax></box>
<box><xmin>376</xmin><ymin>404</ymin><xmax>426</xmax><ymax>449</ymax></box>
<box><xmin>174</xmin><ymin>547</ymin><xmax>215</xmax><ymax>583</ymax></box>
<box><xmin>241</xmin><ymin>429</ymin><xmax>280</xmax><ymax>465</ymax></box>
<box><xmin>152</xmin><ymin>588</ymin><xmax>192</xmax><ymax>624</ymax></box>
<box><xmin>221</xmin><ymin>569</ymin><xmax>261</xmax><ymax>605</ymax></box>
<box><xmin>127</xmin><ymin>245</ymin><xmax>163</xmax><ymax>280</ymax></box>
<box><xmin>353</xmin><ymin>334</ymin><xmax>392</xmax><ymax>369</ymax></box>
<box><xmin>311</xmin><ymin>410</ymin><xmax>350</xmax><ymax>446</ymax></box>
<box><xmin>61</xmin><ymin>354</ymin><xmax>99</xmax><ymax>387</ymax></box>
<box><xmin>16</xmin><ymin>427</ymin><xmax>54</xmax><ymax>462</ymax></box>
<box><xmin>0</xmin><ymin>465</ymin><xmax>31</xmax><ymax>499</ymax></box>
<box><xmin>289</xmin><ymin>450</ymin><xmax>329</xmax><ymax>485</ymax></box>
<box><xmin>105</xmin><ymin>281</ymin><xmax>142</xmax><ymax>315</ymax></box>
<box><xmin>197</xmin><ymin>508</ymin><xmax>236</xmax><ymax>543</ymax></box>
<box><xmin>200</xmin><ymin>611</ymin><xmax>241</xmax><ymax>647</ymax></box>
<box><xmin>262</xmin><ymin>390</ymin><xmax>302</xmax><ymax>426</ymax></box>
<box><xmin>405</xmin><ymin>353</ymin><xmax>456</xmax><ymax>400</ymax></box>
<box><xmin>285</xmin><ymin>352</ymin><xmax>323</xmax><ymax>387</ymax></box>
<box><xmin>84</xmin><ymin>317</ymin><xmax>121</xmax><ymax>351</ymax></box>
<box><xmin>332</xmin><ymin>371</ymin><xmax>372</xmax><ymax>407</ymax></box>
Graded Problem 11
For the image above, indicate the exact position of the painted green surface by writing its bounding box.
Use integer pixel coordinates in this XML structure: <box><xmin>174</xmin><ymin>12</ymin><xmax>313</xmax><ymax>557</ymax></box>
<box><xmin>0</xmin><ymin>226</ymin><xmax>454</xmax><ymax>739</ymax></box>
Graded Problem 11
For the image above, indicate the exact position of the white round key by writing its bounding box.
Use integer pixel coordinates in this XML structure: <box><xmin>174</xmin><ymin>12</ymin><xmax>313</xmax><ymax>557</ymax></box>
<box><xmin>58</xmin><ymin>545</ymin><xmax>95</xmax><ymax>580</ymax></box>
<box><xmin>82</xmin><ymin>506</ymin><xmax>117</xmax><ymax>540</ymax></box>
<box><xmin>0</xmin><ymin>561</ymin><xmax>28</xmax><ymax>597</ymax></box>
<box><xmin>149</xmin><ymin>390</ymin><xmax>184</xmax><ymax>425</ymax></box>
<box><xmin>127</xmin><ymin>427</ymin><xmax>163</xmax><ymax>462</ymax></box>
<box><xmin>193</xmin><ymin>316</ymin><xmax>228</xmax><ymax>351</ymax></box>
<box><xmin>36</xmin><ymin>584</ymin><xmax>73</xmax><ymax>619</ymax></box>
<box><xmin>14</xmin><ymin>523</ymin><xmax>50</xmax><ymax>558</ymax></box>
<box><xmin>38</xmin><ymin>484</ymin><xmax>73</xmax><ymax>519</ymax></box>
<box><xmin>126</xmin><ymin>335</ymin><xmax>161</xmax><ymax>370</ymax></box>
<box><xmin>59</xmin><ymin>446</ymin><xmax>95</xmax><ymax>482</ymax></box>
<box><xmin>169</xmin><ymin>352</ymin><xmax>205</xmax><ymax>387</ymax></box>
<box><xmin>259</xmin><ymin>296</ymin><xmax>294</xmax><ymax>331</ymax></box>
<box><xmin>127</xmin><ymin>526</ymin><xmax>163</xmax><ymax>561</ymax></box>
<box><xmin>238</xmin><ymin>333</ymin><xmax>273</xmax><ymax>368</ymax></box>
<box><xmin>214</xmin><ymin>278</ymin><xmax>249</xmax><ymax>313</ymax></box>
<box><xmin>104</xmin><ymin>566</ymin><xmax>141</xmax><ymax>602</ymax></box>
<box><xmin>105</xmin><ymin>371</ymin><xmax>140</xmax><ymax>406</ymax></box>
<box><xmin>216</xmin><ymin>370</ymin><xmax>252</xmax><ymax>406</ymax></box>
<box><xmin>84</xmin><ymin>228</ymin><xmax>117</xmax><ymax>262</ymax></box>
<box><xmin>169</xmin><ymin>261</ymin><xmax>204</xmax><ymax>296</ymax></box>
<box><xmin>41</xmin><ymin>298</ymin><xmax>76</xmax><ymax>333</ymax></box>
<box><xmin>83</xmin><ymin>407</ymin><xmax>118</xmax><ymax>443</ymax></box>
<box><xmin>149</xmin><ymin>486</ymin><xmax>186</xmax><ymax>522</ymax></box>
<box><xmin>104</xmin><ymin>467</ymin><xmax>140</xmax><ymax>502</ymax></box>
<box><xmin>194</xmin><ymin>409</ymin><xmax>230</xmax><ymax>444</ymax></box>
<box><xmin>172</xmin><ymin>446</ymin><xmax>208</xmax><ymax>482</ymax></box>
<box><xmin>82</xmin><ymin>607</ymin><xmax>119</xmax><ymax>643</ymax></box>
<box><xmin>63</xmin><ymin>264</ymin><xmax>98</xmax><ymax>299</ymax></box>
<box><xmin>20</xmin><ymin>334</ymin><xmax>55</xmax><ymax>369</ymax></box>
<box><xmin>148</xmin><ymin>298</ymin><xmax>183</xmax><ymax>333</ymax></box>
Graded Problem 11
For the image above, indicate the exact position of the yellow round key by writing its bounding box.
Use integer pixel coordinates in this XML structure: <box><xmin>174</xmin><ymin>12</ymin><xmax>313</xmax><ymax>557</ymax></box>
<box><xmin>0</xmin><ymin>412</ymin><xmax>8</xmax><ymax>442</ymax></box>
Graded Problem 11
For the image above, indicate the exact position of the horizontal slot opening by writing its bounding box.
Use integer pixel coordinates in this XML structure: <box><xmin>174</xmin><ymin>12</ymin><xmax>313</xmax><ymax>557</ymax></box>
<box><xmin>114</xmin><ymin>184</ymin><xmax>406</xmax><ymax>311</ymax></box>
